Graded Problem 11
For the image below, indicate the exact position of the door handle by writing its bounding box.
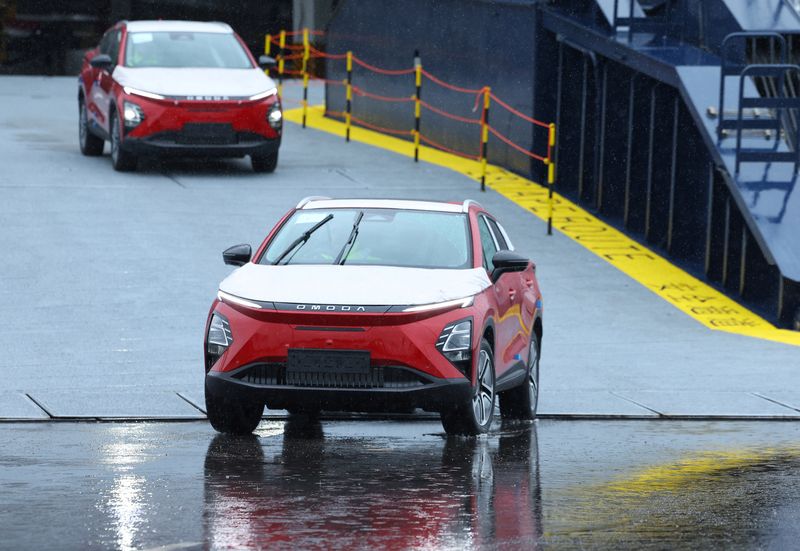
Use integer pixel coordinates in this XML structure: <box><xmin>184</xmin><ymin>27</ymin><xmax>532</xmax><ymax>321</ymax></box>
<box><xmin>508</xmin><ymin>289</ymin><xmax>517</xmax><ymax>300</ymax></box>
<box><xmin>524</xmin><ymin>278</ymin><xmax>534</xmax><ymax>288</ymax></box>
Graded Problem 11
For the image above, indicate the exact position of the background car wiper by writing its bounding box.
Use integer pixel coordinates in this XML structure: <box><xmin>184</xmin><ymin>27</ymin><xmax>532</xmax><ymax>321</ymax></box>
<box><xmin>272</xmin><ymin>213</ymin><xmax>334</xmax><ymax>265</ymax></box>
<box><xmin>334</xmin><ymin>211</ymin><xmax>364</xmax><ymax>265</ymax></box>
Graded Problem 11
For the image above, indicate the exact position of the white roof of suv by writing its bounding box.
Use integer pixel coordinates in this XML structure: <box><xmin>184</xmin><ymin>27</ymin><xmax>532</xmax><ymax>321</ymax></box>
<box><xmin>125</xmin><ymin>21</ymin><xmax>233</xmax><ymax>34</ymax></box>
<box><xmin>297</xmin><ymin>197</ymin><xmax>484</xmax><ymax>214</ymax></box>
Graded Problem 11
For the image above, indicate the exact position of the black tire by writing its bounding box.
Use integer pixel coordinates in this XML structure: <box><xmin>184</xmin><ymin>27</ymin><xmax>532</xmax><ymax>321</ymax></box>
<box><xmin>499</xmin><ymin>330</ymin><xmax>540</xmax><ymax>420</ymax></box>
<box><xmin>441</xmin><ymin>338</ymin><xmax>496</xmax><ymax>436</ymax></box>
<box><xmin>251</xmin><ymin>151</ymin><xmax>278</xmax><ymax>173</ymax></box>
<box><xmin>205</xmin><ymin>383</ymin><xmax>264</xmax><ymax>435</ymax></box>
<box><xmin>78</xmin><ymin>97</ymin><xmax>104</xmax><ymax>156</ymax></box>
<box><xmin>285</xmin><ymin>406</ymin><xmax>321</xmax><ymax>418</ymax></box>
<box><xmin>109</xmin><ymin>109</ymin><xmax>138</xmax><ymax>172</ymax></box>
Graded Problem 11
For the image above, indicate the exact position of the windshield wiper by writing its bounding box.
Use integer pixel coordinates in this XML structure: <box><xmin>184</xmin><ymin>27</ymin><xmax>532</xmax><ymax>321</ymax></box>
<box><xmin>333</xmin><ymin>211</ymin><xmax>364</xmax><ymax>265</ymax></box>
<box><xmin>272</xmin><ymin>213</ymin><xmax>334</xmax><ymax>265</ymax></box>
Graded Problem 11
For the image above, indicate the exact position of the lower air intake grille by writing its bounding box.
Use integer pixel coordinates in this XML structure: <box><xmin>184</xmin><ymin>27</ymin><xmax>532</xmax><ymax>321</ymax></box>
<box><xmin>233</xmin><ymin>363</ymin><xmax>428</xmax><ymax>389</ymax></box>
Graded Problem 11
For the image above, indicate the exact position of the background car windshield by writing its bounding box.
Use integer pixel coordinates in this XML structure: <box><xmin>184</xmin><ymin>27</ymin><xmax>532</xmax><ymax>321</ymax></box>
<box><xmin>261</xmin><ymin>209</ymin><xmax>471</xmax><ymax>269</ymax></box>
<box><xmin>125</xmin><ymin>32</ymin><xmax>252</xmax><ymax>69</ymax></box>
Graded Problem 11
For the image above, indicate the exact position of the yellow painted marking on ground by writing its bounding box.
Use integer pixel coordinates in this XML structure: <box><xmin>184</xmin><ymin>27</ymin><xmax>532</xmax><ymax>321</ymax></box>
<box><xmin>285</xmin><ymin>105</ymin><xmax>800</xmax><ymax>347</ymax></box>
<box><xmin>602</xmin><ymin>446</ymin><xmax>800</xmax><ymax>495</ymax></box>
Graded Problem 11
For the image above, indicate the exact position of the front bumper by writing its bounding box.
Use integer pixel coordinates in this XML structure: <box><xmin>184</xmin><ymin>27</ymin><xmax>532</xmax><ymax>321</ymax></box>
<box><xmin>121</xmin><ymin>132</ymin><xmax>280</xmax><ymax>158</ymax></box>
<box><xmin>206</xmin><ymin>364</ymin><xmax>472</xmax><ymax>413</ymax></box>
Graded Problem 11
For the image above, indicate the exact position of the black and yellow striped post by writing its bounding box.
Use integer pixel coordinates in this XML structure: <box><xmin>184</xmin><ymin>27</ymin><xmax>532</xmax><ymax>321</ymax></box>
<box><xmin>546</xmin><ymin>122</ymin><xmax>557</xmax><ymax>235</ymax></box>
<box><xmin>301</xmin><ymin>28</ymin><xmax>310</xmax><ymax>128</ymax></box>
<box><xmin>480</xmin><ymin>86</ymin><xmax>491</xmax><ymax>192</ymax></box>
<box><xmin>277</xmin><ymin>30</ymin><xmax>286</xmax><ymax>98</ymax></box>
<box><xmin>345</xmin><ymin>51</ymin><xmax>353</xmax><ymax>142</ymax></box>
<box><xmin>413</xmin><ymin>50</ymin><xmax>422</xmax><ymax>162</ymax></box>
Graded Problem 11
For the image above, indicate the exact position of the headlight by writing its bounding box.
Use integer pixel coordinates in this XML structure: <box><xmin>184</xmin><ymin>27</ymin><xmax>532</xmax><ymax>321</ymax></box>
<box><xmin>436</xmin><ymin>319</ymin><xmax>472</xmax><ymax>373</ymax></box>
<box><xmin>206</xmin><ymin>313</ymin><xmax>233</xmax><ymax>371</ymax></box>
<box><xmin>122</xmin><ymin>101</ymin><xmax>145</xmax><ymax>128</ymax></box>
<box><xmin>250</xmin><ymin>87</ymin><xmax>278</xmax><ymax>101</ymax></box>
<box><xmin>268</xmin><ymin>102</ymin><xmax>282</xmax><ymax>130</ymax></box>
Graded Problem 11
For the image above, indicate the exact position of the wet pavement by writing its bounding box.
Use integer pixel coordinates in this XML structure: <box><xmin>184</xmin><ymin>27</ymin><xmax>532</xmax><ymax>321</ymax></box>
<box><xmin>2</xmin><ymin>418</ymin><xmax>800</xmax><ymax>550</ymax></box>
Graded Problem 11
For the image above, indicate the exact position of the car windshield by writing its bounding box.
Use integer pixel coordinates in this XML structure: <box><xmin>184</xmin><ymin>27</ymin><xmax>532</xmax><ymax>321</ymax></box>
<box><xmin>124</xmin><ymin>32</ymin><xmax>252</xmax><ymax>69</ymax></box>
<box><xmin>261</xmin><ymin>208</ymin><xmax>472</xmax><ymax>269</ymax></box>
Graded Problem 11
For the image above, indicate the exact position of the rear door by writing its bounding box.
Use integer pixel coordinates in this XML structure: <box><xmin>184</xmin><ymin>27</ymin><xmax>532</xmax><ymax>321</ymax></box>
<box><xmin>89</xmin><ymin>27</ymin><xmax>122</xmax><ymax>134</ymax></box>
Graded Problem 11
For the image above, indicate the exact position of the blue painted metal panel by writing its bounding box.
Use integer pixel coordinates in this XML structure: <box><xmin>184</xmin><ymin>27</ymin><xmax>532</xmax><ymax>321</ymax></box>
<box><xmin>722</xmin><ymin>0</ymin><xmax>800</xmax><ymax>32</ymax></box>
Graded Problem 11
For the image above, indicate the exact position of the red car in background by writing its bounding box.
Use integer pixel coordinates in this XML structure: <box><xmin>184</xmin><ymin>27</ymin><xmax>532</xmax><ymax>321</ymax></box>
<box><xmin>204</xmin><ymin>198</ymin><xmax>544</xmax><ymax>435</ymax></box>
<box><xmin>78</xmin><ymin>20</ymin><xmax>282</xmax><ymax>172</ymax></box>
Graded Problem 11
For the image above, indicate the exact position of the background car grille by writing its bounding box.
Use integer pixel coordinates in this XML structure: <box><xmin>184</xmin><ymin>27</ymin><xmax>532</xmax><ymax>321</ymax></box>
<box><xmin>232</xmin><ymin>363</ymin><xmax>429</xmax><ymax>389</ymax></box>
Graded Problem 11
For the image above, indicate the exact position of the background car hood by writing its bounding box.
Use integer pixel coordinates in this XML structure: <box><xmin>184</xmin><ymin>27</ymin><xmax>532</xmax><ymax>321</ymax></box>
<box><xmin>113</xmin><ymin>67</ymin><xmax>275</xmax><ymax>98</ymax></box>
<box><xmin>218</xmin><ymin>264</ymin><xmax>492</xmax><ymax>306</ymax></box>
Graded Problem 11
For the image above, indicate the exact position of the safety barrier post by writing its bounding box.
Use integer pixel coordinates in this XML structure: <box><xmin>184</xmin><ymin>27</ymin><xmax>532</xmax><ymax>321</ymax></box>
<box><xmin>413</xmin><ymin>51</ymin><xmax>422</xmax><ymax>162</ymax></box>
<box><xmin>345</xmin><ymin>51</ymin><xmax>353</xmax><ymax>142</ymax></box>
<box><xmin>277</xmin><ymin>30</ymin><xmax>286</xmax><ymax>97</ymax></box>
<box><xmin>546</xmin><ymin>123</ymin><xmax>557</xmax><ymax>235</ymax></box>
<box><xmin>265</xmin><ymin>34</ymin><xmax>271</xmax><ymax>56</ymax></box>
<box><xmin>302</xmin><ymin>28</ymin><xmax>310</xmax><ymax>128</ymax></box>
<box><xmin>480</xmin><ymin>87</ymin><xmax>491</xmax><ymax>191</ymax></box>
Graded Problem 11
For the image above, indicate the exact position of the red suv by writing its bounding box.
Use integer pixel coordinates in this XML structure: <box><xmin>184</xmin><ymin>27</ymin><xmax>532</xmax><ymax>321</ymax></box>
<box><xmin>78</xmin><ymin>20</ymin><xmax>281</xmax><ymax>172</ymax></box>
<box><xmin>205</xmin><ymin>198</ymin><xmax>543</xmax><ymax>435</ymax></box>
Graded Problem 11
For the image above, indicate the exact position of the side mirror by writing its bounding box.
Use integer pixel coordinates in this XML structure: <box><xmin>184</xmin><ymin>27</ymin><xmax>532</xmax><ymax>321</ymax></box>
<box><xmin>90</xmin><ymin>54</ymin><xmax>113</xmax><ymax>70</ymax></box>
<box><xmin>258</xmin><ymin>55</ymin><xmax>277</xmax><ymax>69</ymax></box>
<box><xmin>491</xmin><ymin>250</ymin><xmax>530</xmax><ymax>282</ymax></box>
<box><xmin>223</xmin><ymin>244</ymin><xmax>252</xmax><ymax>266</ymax></box>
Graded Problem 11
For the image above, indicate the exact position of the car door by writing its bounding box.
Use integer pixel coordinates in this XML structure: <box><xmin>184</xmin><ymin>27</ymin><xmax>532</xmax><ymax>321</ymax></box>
<box><xmin>486</xmin><ymin>217</ymin><xmax>533</xmax><ymax>366</ymax></box>
<box><xmin>477</xmin><ymin>214</ymin><xmax>515</xmax><ymax>377</ymax></box>
<box><xmin>89</xmin><ymin>27</ymin><xmax>121</xmax><ymax>134</ymax></box>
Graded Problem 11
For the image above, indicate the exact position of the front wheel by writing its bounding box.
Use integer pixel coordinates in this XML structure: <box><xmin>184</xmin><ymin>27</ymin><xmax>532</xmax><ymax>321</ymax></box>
<box><xmin>251</xmin><ymin>151</ymin><xmax>278</xmax><ymax>173</ymax></box>
<box><xmin>499</xmin><ymin>331</ymin><xmax>540</xmax><ymax>419</ymax></box>
<box><xmin>205</xmin><ymin>383</ymin><xmax>264</xmax><ymax>435</ymax></box>
<box><xmin>441</xmin><ymin>339</ymin><xmax>496</xmax><ymax>436</ymax></box>
<box><xmin>110</xmin><ymin>109</ymin><xmax>138</xmax><ymax>172</ymax></box>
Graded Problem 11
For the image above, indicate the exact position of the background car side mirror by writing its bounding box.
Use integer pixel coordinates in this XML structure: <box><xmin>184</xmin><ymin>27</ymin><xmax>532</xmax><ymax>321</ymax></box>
<box><xmin>491</xmin><ymin>250</ymin><xmax>530</xmax><ymax>282</ymax></box>
<box><xmin>258</xmin><ymin>55</ymin><xmax>277</xmax><ymax>69</ymax></box>
<box><xmin>90</xmin><ymin>54</ymin><xmax>113</xmax><ymax>70</ymax></box>
<box><xmin>223</xmin><ymin>244</ymin><xmax>252</xmax><ymax>266</ymax></box>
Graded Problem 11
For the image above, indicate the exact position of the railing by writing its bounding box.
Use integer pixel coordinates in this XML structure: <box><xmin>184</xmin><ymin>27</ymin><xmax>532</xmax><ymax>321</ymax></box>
<box><xmin>611</xmin><ymin>0</ymin><xmax>671</xmax><ymax>42</ymax></box>
<box><xmin>265</xmin><ymin>29</ymin><xmax>560</xmax><ymax>234</ymax></box>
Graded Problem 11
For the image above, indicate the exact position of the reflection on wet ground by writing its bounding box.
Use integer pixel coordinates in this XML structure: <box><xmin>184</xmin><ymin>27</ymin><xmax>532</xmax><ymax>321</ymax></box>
<box><xmin>2</xmin><ymin>419</ymin><xmax>800</xmax><ymax>549</ymax></box>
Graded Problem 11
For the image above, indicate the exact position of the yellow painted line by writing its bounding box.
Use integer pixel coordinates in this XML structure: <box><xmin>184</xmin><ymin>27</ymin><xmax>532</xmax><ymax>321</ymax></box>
<box><xmin>285</xmin><ymin>105</ymin><xmax>800</xmax><ymax>347</ymax></box>
<box><xmin>602</xmin><ymin>446</ymin><xmax>800</xmax><ymax>495</ymax></box>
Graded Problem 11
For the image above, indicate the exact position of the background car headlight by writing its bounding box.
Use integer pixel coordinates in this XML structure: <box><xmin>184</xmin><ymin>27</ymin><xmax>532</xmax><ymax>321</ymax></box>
<box><xmin>206</xmin><ymin>313</ymin><xmax>233</xmax><ymax>371</ymax></box>
<box><xmin>122</xmin><ymin>101</ymin><xmax>145</xmax><ymax>128</ymax></box>
<box><xmin>436</xmin><ymin>319</ymin><xmax>472</xmax><ymax>373</ymax></box>
<box><xmin>268</xmin><ymin>102</ymin><xmax>282</xmax><ymax>130</ymax></box>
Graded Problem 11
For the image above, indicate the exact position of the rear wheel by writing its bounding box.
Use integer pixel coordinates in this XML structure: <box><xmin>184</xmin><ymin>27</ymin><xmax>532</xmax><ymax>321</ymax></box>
<box><xmin>499</xmin><ymin>331</ymin><xmax>540</xmax><ymax>419</ymax></box>
<box><xmin>441</xmin><ymin>339</ymin><xmax>495</xmax><ymax>436</ymax></box>
<box><xmin>251</xmin><ymin>151</ymin><xmax>278</xmax><ymax>173</ymax></box>
<box><xmin>205</xmin><ymin>383</ymin><xmax>264</xmax><ymax>435</ymax></box>
<box><xmin>78</xmin><ymin>97</ymin><xmax>104</xmax><ymax>156</ymax></box>
<box><xmin>110</xmin><ymin>109</ymin><xmax>138</xmax><ymax>172</ymax></box>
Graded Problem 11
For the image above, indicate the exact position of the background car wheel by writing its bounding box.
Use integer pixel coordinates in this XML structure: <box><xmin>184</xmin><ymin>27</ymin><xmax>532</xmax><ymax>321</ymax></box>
<box><xmin>499</xmin><ymin>331</ymin><xmax>540</xmax><ymax>420</ymax></box>
<box><xmin>79</xmin><ymin>98</ymin><xmax>104</xmax><ymax>156</ymax></box>
<box><xmin>441</xmin><ymin>338</ymin><xmax>496</xmax><ymax>436</ymax></box>
<box><xmin>109</xmin><ymin>110</ymin><xmax>138</xmax><ymax>172</ymax></box>
<box><xmin>251</xmin><ymin>151</ymin><xmax>278</xmax><ymax>173</ymax></box>
<box><xmin>205</xmin><ymin>383</ymin><xmax>264</xmax><ymax>435</ymax></box>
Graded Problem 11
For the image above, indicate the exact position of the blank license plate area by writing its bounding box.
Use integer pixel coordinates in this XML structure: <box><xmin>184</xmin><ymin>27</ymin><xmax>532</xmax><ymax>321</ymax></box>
<box><xmin>287</xmin><ymin>349</ymin><xmax>370</xmax><ymax>374</ymax></box>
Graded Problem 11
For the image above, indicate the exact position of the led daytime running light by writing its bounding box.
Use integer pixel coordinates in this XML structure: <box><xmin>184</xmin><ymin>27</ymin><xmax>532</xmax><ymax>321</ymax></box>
<box><xmin>249</xmin><ymin>87</ymin><xmax>278</xmax><ymax>101</ymax></box>
<box><xmin>403</xmin><ymin>295</ymin><xmax>474</xmax><ymax>313</ymax></box>
<box><xmin>123</xmin><ymin>86</ymin><xmax>166</xmax><ymax>100</ymax></box>
<box><xmin>217</xmin><ymin>290</ymin><xmax>262</xmax><ymax>309</ymax></box>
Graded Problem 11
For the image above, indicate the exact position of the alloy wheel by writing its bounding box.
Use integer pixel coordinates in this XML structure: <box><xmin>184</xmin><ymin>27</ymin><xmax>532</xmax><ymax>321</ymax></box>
<box><xmin>472</xmin><ymin>348</ymin><xmax>494</xmax><ymax>427</ymax></box>
<box><xmin>528</xmin><ymin>338</ymin><xmax>539</xmax><ymax>413</ymax></box>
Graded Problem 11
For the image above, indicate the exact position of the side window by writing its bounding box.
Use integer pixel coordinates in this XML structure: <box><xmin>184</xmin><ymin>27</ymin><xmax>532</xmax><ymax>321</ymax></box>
<box><xmin>99</xmin><ymin>31</ymin><xmax>113</xmax><ymax>55</ymax></box>
<box><xmin>478</xmin><ymin>216</ymin><xmax>498</xmax><ymax>272</ymax></box>
<box><xmin>108</xmin><ymin>30</ymin><xmax>122</xmax><ymax>66</ymax></box>
<box><xmin>486</xmin><ymin>218</ymin><xmax>508</xmax><ymax>250</ymax></box>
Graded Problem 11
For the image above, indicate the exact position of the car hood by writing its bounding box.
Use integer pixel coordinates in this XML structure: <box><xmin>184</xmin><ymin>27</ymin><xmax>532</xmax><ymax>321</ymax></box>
<box><xmin>218</xmin><ymin>264</ymin><xmax>492</xmax><ymax>306</ymax></box>
<box><xmin>113</xmin><ymin>67</ymin><xmax>275</xmax><ymax>98</ymax></box>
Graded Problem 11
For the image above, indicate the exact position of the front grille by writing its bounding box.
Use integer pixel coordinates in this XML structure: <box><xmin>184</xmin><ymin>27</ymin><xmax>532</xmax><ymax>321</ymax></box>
<box><xmin>233</xmin><ymin>363</ymin><xmax>429</xmax><ymax>389</ymax></box>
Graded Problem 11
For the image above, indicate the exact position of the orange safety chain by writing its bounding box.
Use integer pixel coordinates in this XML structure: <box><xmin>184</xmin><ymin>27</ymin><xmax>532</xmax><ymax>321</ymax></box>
<box><xmin>268</xmin><ymin>28</ymin><xmax>558</xmax><ymax>234</ymax></box>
